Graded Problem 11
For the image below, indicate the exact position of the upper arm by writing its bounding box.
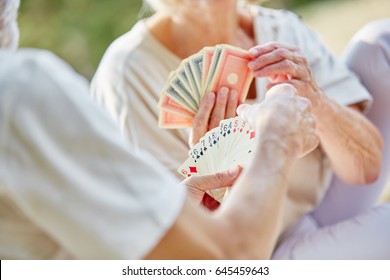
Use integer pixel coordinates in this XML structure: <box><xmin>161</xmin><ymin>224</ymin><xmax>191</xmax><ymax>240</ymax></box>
<box><xmin>144</xmin><ymin>196</ymin><xmax>226</xmax><ymax>260</ymax></box>
<box><xmin>287</xmin><ymin>16</ymin><xmax>372</xmax><ymax>111</ymax></box>
<box><xmin>0</xmin><ymin>52</ymin><xmax>186</xmax><ymax>259</ymax></box>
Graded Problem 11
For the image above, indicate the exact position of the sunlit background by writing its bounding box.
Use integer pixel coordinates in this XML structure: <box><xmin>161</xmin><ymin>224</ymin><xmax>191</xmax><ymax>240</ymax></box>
<box><xmin>18</xmin><ymin>0</ymin><xmax>390</xmax><ymax>79</ymax></box>
<box><xmin>18</xmin><ymin>0</ymin><xmax>389</xmax><ymax>201</ymax></box>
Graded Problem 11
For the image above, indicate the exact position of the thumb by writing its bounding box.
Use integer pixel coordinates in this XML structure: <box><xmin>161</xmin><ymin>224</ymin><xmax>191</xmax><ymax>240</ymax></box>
<box><xmin>265</xmin><ymin>83</ymin><xmax>297</xmax><ymax>99</ymax></box>
<box><xmin>199</xmin><ymin>166</ymin><xmax>242</xmax><ymax>191</ymax></box>
<box><xmin>237</xmin><ymin>103</ymin><xmax>262</xmax><ymax>126</ymax></box>
<box><xmin>182</xmin><ymin>166</ymin><xmax>242</xmax><ymax>203</ymax></box>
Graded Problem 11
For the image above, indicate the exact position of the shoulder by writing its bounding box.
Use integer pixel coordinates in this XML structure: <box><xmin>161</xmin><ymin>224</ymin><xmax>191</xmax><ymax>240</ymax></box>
<box><xmin>0</xmin><ymin>48</ymin><xmax>88</xmax><ymax>96</ymax></box>
<box><xmin>95</xmin><ymin>20</ymin><xmax>154</xmax><ymax>78</ymax></box>
<box><xmin>352</xmin><ymin>19</ymin><xmax>390</xmax><ymax>45</ymax></box>
<box><xmin>253</xmin><ymin>6</ymin><xmax>303</xmax><ymax>26</ymax></box>
<box><xmin>252</xmin><ymin>6</ymin><xmax>321</xmax><ymax>48</ymax></box>
<box><xmin>0</xmin><ymin>48</ymin><xmax>71</xmax><ymax>77</ymax></box>
<box><xmin>0</xmin><ymin>48</ymin><xmax>90</xmax><ymax>122</ymax></box>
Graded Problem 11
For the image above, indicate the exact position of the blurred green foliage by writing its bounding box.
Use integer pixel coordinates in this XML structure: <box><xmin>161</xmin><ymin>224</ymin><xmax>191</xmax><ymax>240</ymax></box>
<box><xmin>19</xmin><ymin>0</ymin><xmax>144</xmax><ymax>78</ymax></box>
<box><xmin>18</xmin><ymin>0</ymin><xmax>323</xmax><ymax>79</ymax></box>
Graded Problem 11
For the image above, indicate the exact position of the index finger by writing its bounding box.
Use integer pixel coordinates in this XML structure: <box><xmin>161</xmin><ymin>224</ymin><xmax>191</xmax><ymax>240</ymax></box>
<box><xmin>190</xmin><ymin>92</ymin><xmax>216</xmax><ymax>146</ymax></box>
<box><xmin>249</xmin><ymin>41</ymin><xmax>300</xmax><ymax>58</ymax></box>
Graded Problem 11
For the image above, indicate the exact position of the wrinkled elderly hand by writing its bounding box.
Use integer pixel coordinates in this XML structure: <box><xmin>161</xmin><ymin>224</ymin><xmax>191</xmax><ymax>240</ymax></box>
<box><xmin>189</xmin><ymin>87</ymin><xmax>239</xmax><ymax>147</ymax></box>
<box><xmin>237</xmin><ymin>83</ymin><xmax>319</xmax><ymax>159</ymax></box>
<box><xmin>181</xmin><ymin>166</ymin><xmax>242</xmax><ymax>210</ymax></box>
<box><xmin>248</xmin><ymin>42</ymin><xmax>324</xmax><ymax>109</ymax></box>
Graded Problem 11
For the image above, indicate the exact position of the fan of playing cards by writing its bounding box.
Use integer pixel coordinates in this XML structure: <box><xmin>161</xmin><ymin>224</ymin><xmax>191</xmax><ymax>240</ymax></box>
<box><xmin>158</xmin><ymin>44</ymin><xmax>254</xmax><ymax>128</ymax></box>
<box><xmin>178</xmin><ymin>116</ymin><xmax>257</xmax><ymax>202</ymax></box>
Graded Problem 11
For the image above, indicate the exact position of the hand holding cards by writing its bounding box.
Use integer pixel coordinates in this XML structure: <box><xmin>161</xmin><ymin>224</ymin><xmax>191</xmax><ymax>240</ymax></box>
<box><xmin>158</xmin><ymin>44</ymin><xmax>254</xmax><ymax>128</ymax></box>
<box><xmin>178</xmin><ymin>116</ymin><xmax>256</xmax><ymax>202</ymax></box>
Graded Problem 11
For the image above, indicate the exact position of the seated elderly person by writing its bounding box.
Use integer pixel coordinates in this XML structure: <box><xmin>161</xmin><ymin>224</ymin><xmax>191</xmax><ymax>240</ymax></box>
<box><xmin>92</xmin><ymin>0</ymin><xmax>390</xmax><ymax>259</ymax></box>
<box><xmin>0</xmin><ymin>0</ymin><xmax>319</xmax><ymax>259</ymax></box>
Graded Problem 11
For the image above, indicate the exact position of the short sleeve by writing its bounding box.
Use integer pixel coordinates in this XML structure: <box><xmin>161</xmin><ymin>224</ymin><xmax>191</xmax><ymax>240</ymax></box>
<box><xmin>343</xmin><ymin>19</ymin><xmax>390</xmax><ymax>101</ymax></box>
<box><xmin>292</xmin><ymin>14</ymin><xmax>373</xmax><ymax>112</ymax></box>
<box><xmin>0</xmin><ymin>49</ymin><xmax>186</xmax><ymax>259</ymax></box>
<box><xmin>253</xmin><ymin>7</ymin><xmax>372</xmax><ymax>113</ymax></box>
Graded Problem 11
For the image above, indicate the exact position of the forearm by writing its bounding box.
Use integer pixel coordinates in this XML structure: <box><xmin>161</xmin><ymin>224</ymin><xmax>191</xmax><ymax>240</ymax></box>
<box><xmin>146</xmin><ymin>85</ymin><xmax>315</xmax><ymax>259</ymax></box>
<box><xmin>313</xmin><ymin>93</ymin><xmax>383</xmax><ymax>184</ymax></box>
<box><xmin>213</xmin><ymin>140</ymin><xmax>292</xmax><ymax>259</ymax></box>
<box><xmin>145</xmin><ymin>141</ymin><xmax>292</xmax><ymax>260</ymax></box>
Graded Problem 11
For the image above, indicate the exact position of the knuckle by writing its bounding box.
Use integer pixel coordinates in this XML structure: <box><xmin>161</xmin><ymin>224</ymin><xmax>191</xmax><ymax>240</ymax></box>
<box><xmin>209</xmin><ymin>121</ymin><xmax>219</xmax><ymax>129</ymax></box>
<box><xmin>283</xmin><ymin>59</ymin><xmax>294</xmax><ymax>69</ymax></box>
<box><xmin>298</xmin><ymin>96</ymin><xmax>311</xmax><ymax>107</ymax></box>
<box><xmin>272</xmin><ymin>41</ymin><xmax>282</xmax><ymax>49</ymax></box>
<box><xmin>192</xmin><ymin>118</ymin><xmax>205</xmax><ymax>130</ymax></box>
<box><xmin>251</xmin><ymin>59</ymin><xmax>260</xmax><ymax>69</ymax></box>
<box><xmin>281</xmin><ymin>83</ymin><xmax>297</xmax><ymax>95</ymax></box>
<box><xmin>276</xmin><ymin>48</ymin><xmax>289</xmax><ymax>58</ymax></box>
<box><xmin>294</xmin><ymin>46</ymin><xmax>302</xmax><ymax>53</ymax></box>
<box><xmin>215</xmin><ymin>172</ymin><xmax>226</xmax><ymax>184</ymax></box>
<box><xmin>300</xmin><ymin>55</ymin><xmax>308</xmax><ymax>65</ymax></box>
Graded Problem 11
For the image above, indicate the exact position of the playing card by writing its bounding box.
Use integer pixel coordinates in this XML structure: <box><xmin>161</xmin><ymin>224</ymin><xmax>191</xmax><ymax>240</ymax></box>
<box><xmin>188</xmin><ymin>53</ymin><xmax>204</xmax><ymax>101</ymax></box>
<box><xmin>158</xmin><ymin>44</ymin><xmax>254</xmax><ymax>129</ymax></box>
<box><xmin>176</xmin><ymin>65</ymin><xmax>192</xmax><ymax>94</ymax></box>
<box><xmin>158</xmin><ymin>109</ymin><xmax>193</xmax><ymax>128</ymax></box>
<box><xmin>178</xmin><ymin>116</ymin><xmax>256</xmax><ymax>203</ymax></box>
<box><xmin>202</xmin><ymin>47</ymin><xmax>215</xmax><ymax>92</ymax></box>
<box><xmin>204</xmin><ymin>45</ymin><xmax>224</xmax><ymax>95</ymax></box>
<box><xmin>170</xmin><ymin>76</ymin><xmax>198</xmax><ymax>112</ymax></box>
<box><xmin>208</xmin><ymin>45</ymin><xmax>253</xmax><ymax>103</ymax></box>
<box><xmin>177</xmin><ymin>157</ymin><xmax>198</xmax><ymax>177</ymax></box>
<box><xmin>183</xmin><ymin>58</ymin><xmax>201</xmax><ymax>105</ymax></box>
<box><xmin>158</xmin><ymin>92</ymin><xmax>196</xmax><ymax>119</ymax></box>
<box><xmin>163</xmin><ymin>83</ymin><xmax>196</xmax><ymax>113</ymax></box>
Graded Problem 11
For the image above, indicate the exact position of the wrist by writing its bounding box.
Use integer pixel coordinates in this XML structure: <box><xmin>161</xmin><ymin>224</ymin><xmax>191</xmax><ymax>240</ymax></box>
<box><xmin>246</xmin><ymin>138</ymin><xmax>293</xmax><ymax>185</ymax></box>
<box><xmin>311</xmin><ymin>94</ymin><xmax>339</xmax><ymax>133</ymax></box>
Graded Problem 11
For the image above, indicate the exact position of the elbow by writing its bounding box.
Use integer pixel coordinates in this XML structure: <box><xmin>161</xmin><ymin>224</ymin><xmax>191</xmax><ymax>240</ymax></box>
<box><xmin>364</xmin><ymin>129</ymin><xmax>385</xmax><ymax>184</ymax></box>
<box><xmin>362</xmin><ymin>168</ymin><xmax>381</xmax><ymax>184</ymax></box>
<box><xmin>349</xmin><ymin>151</ymin><xmax>382</xmax><ymax>185</ymax></box>
<box><xmin>362</xmin><ymin>139</ymin><xmax>383</xmax><ymax>184</ymax></box>
<box><xmin>354</xmin><ymin>134</ymin><xmax>383</xmax><ymax>185</ymax></box>
<box><xmin>363</xmin><ymin>152</ymin><xmax>382</xmax><ymax>184</ymax></box>
<box><xmin>215</xmin><ymin>221</ymin><xmax>274</xmax><ymax>260</ymax></box>
<box><xmin>343</xmin><ymin>169</ymin><xmax>379</xmax><ymax>186</ymax></box>
<box><xmin>358</xmin><ymin>123</ymin><xmax>384</xmax><ymax>185</ymax></box>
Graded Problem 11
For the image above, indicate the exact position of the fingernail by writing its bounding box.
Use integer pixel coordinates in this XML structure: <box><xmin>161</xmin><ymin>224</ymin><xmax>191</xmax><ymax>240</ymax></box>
<box><xmin>220</xmin><ymin>87</ymin><xmax>229</xmax><ymax>96</ymax></box>
<box><xmin>228</xmin><ymin>165</ymin><xmax>240</xmax><ymax>177</ymax></box>
<box><xmin>248</xmin><ymin>61</ymin><xmax>255</xmax><ymax>69</ymax></box>
<box><xmin>230</xmin><ymin>90</ymin><xmax>238</xmax><ymax>100</ymax></box>
<box><xmin>249</xmin><ymin>48</ymin><xmax>258</xmax><ymax>56</ymax></box>
<box><xmin>236</xmin><ymin>104</ymin><xmax>248</xmax><ymax>117</ymax></box>
<box><xmin>206</xmin><ymin>92</ymin><xmax>215</xmax><ymax>101</ymax></box>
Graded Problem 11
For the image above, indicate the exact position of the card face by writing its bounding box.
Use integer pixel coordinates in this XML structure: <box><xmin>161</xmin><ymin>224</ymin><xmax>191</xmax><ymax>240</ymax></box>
<box><xmin>178</xmin><ymin>116</ymin><xmax>256</xmax><ymax>203</ymax></box>
<box><xmin>177</xmin><ymin>157</ymin><xmax>198</xmax><ymax>177</ymax></box>
<box><xmin>158</xmin><ymin>45</ymin><xmax>258</xmax><ymax>201</ymax></box>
